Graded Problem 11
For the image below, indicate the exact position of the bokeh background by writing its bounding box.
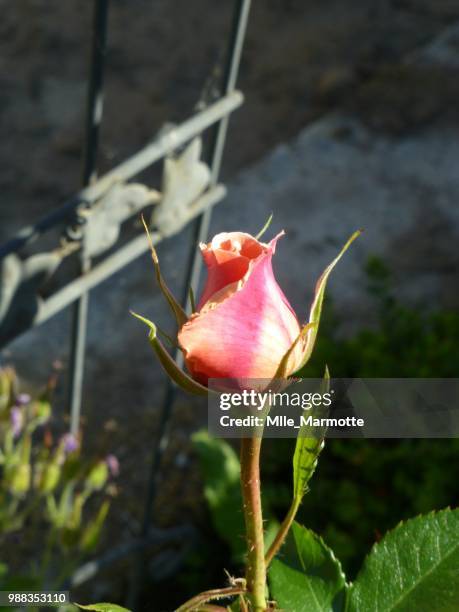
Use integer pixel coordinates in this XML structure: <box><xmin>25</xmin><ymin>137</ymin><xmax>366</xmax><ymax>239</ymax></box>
<box><xmin>1</xmin><ymin>1</ymin><xmax>459</xmax><ymax>610</ymax></box>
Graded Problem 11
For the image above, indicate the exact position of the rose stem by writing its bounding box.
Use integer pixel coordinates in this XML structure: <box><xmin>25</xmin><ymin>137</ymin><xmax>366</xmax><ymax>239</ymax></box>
<box><xmin>265</xmin><ymin>495</ymin><xmax>301</xmax><ymax>567</ymax></box>
<box><xmin>175</xmin><ymin>586</ymin><xmax>246</xmax><ymax>612</ymax></box>
<box><xmin>240</xmin><ymin>436</ymin><xmax>267</xmax><ymax>611</ymax></box>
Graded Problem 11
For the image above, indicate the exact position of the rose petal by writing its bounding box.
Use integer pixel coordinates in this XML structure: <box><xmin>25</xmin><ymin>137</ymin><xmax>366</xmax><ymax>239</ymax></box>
<box><xmin>198</xmin><ymin>232</ymin><xmax>265</xmax><ymax>309</ymax></box>
<box><xmin>179</xmin><ymin>235</ymin><xmax>302</xmax><ymax>384</ymax></box>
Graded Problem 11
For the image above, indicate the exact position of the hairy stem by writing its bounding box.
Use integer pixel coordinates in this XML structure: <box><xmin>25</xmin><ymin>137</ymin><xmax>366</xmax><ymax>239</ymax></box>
<box><xmin>265</xmin><ymin>495</ymin><xmax>301</xmax><ymax>567</ymax></box>
<box><xmin>240</xmin><ymin>436</ymin><xmax>267</xmax><ymax>611</ymax></box>
<box><xmin>176</xmin><ymin>586</ymin><xmax>245</xmax><ymax>612</ymax></box>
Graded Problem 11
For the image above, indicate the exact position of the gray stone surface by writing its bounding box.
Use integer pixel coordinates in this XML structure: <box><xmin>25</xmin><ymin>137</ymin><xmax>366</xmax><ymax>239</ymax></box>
<box><xmin>411</xmin><ymin>21</ymin><xmax>459</xmax><ymax>68</ymax></box>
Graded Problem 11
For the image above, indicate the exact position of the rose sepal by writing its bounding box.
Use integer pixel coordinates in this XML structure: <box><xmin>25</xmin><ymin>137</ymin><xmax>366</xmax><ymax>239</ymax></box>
<box><xmin>141</xmin><ymin>216</ymin><xmax>188</xmax><ymax>328</ymax></box>
<box><xmin>294</xmin><ymin>229</ymin><xmax>362</xmax><ymax>373</ymax></box>
<box><xmin>130</xmin><ymin>311</ymin><xmax>209</xmax><ymax>396</ymax></box>
<box><xmin>271</xmin><ymin>321</ymin><xmax>317</xmax><ymax>381</ymax></box>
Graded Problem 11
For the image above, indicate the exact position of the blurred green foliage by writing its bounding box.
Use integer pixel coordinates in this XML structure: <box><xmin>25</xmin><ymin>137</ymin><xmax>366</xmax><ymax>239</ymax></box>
<box><xmin>192</xmin><ymin>430</ymin><xmax>246</xmax><ymax>561</ymax></box>
<box><xmin>0</xmin><ymin>367</ymin><xmax>117</xmax><ymax>601</ymax></box>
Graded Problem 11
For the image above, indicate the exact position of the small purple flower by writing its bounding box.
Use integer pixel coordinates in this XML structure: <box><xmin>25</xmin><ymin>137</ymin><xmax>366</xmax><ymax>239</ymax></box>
<box><xmin>10</xmin><ymin>406</ymin><xmax>23</xmax><ymax>439</ymax></box>
<box><xmin>106</xmin><ymin>454</ymin><xmax>120</xmax><ymax>477</ymax></box>
<box><xmin>61</xmin><ymin>432</ymin><xmax>79</xmax><ymax>454</ymax></box>
<box><xmin>16</xmin><ymin>393</ymin><xmax>31</xmax><ymax>406</ymax></box>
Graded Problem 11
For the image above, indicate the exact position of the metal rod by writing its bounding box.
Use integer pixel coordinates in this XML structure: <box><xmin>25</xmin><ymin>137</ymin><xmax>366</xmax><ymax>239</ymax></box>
<box><xmin>128</xmin><ymin>0</ymin><xmax>252</xmax><ymax>606</ymax></box>
<box><xmin>185</xmin><ymin>0</ymin><xmax>252</xmax><ymax>334</ymax></box>
<box><xmin>0</xmin><ymin>91</ymin><xmax>243</xmax><ymax>259</ymax></box>
<box><xmin>68</xmin><ymin>0</ymin><xmax>109</xmax><ymax>435</ymax></box>
<box><xmin>81</xmin><ymin>0</ymin><xmax>109</xmax><ymax>186</ymax></box>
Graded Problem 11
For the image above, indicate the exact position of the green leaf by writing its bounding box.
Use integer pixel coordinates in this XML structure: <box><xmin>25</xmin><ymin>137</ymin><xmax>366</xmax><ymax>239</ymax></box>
<box><xmin>269</xmin><ymin>522</ymin><xmax>346</xmax><ymax>612</ymax></box>
<box><xmin>192</xmin><ymin>431</ymin><xmax>245</xmax><ymax>561</ymax></box>
<box><xmin>77</xmin><ymin>604</ymin><xmax>131</xmax><ymax>612</ymax></box>
<box><xmin>348</xmin><ymin>508</ymin><xmax>459</xmax><ymax>612</ymax></box>
<box><xmin>79</xmin><ymin>500</ymin><xmax>110</xmax><ymax>553</ymax></box>
<box><xmin>130</xmin><ymin>311</ymin><xmax>209</xmax><ymax>396</ymax></box>
<box><xmin>0</xmin><ymin>367</ymin><xmax>15</xmax><ymax>413</ymax></box>
<box><xmin>295</xmin><ymin>230</ymin><xmax>361</xmax><ymax>372</ymax></box>
<box><xmin>292</xmin><ymin>367</ymin><xmax>329</xmax><ymax>501</ymax></box>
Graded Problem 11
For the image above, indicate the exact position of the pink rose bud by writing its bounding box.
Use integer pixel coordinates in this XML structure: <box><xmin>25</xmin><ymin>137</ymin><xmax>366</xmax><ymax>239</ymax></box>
<box><xmin>132</xmin><ymin>217</ymin><xmax>360</xmax><ymax>395</ymax></box>
<box><xmin>178</xmin><ymin>232</ymin><xmax>303</xmax><ymax>384</ymax></box>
